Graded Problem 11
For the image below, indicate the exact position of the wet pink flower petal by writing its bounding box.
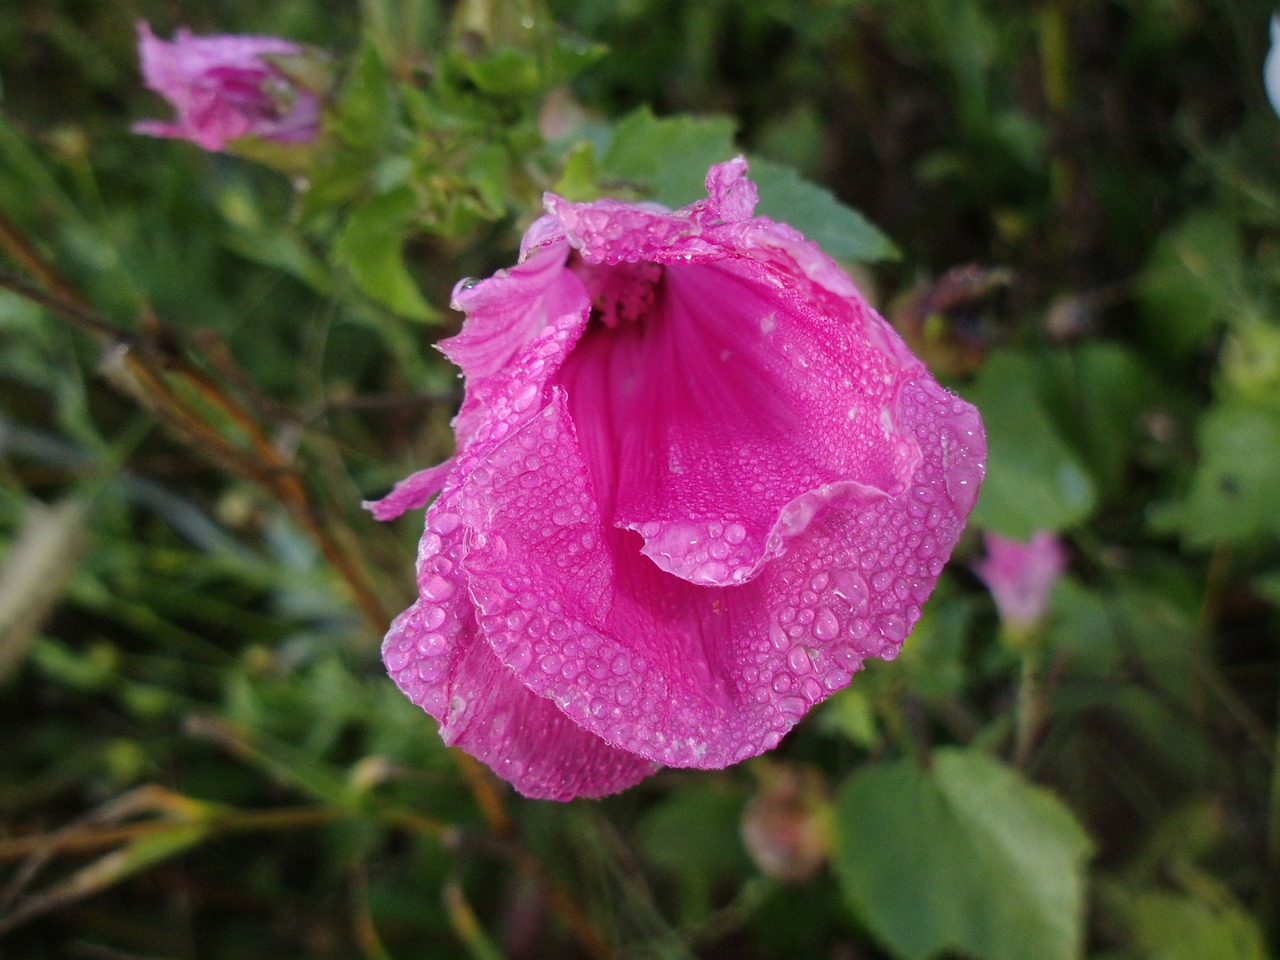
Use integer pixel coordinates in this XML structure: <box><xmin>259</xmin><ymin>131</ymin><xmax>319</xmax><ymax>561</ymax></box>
<box><xmin>363</xmin><ymin>460</ymin><xmax>455</xmax><ymax>521</ymax></box>
<box><xmin>369</xmin><ymin>159</ymin><xmax>986</xmax><ymax>799</ymax></box>
<box><xmin>973</xmin><ymin>531</ymin><xmax>1068</xmax><ymax>630</ymax></box>
<box><xmin>134</xmin><ymin>22</ymin><xmax>320</xmax><ymax>152</ymax></box>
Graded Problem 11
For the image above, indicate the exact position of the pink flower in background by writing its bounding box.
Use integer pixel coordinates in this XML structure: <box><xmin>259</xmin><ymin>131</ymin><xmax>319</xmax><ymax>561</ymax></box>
<box><xmin>134</xmin><ymin>22</ymin><xmax>320</xmax><ymax>151</ymax></box>
<box><xmin>368</xmin><ymin>159</ymin><xmax>986</xmax><ymax>800</ymax></box>
<box><xmin>974</xmin><ymin>531</ymin><xmax>1067</xmax><ymax>630</ymax></box>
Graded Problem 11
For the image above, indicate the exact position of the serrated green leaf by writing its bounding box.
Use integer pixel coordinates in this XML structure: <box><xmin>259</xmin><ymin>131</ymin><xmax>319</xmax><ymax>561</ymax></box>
<box><xmin>749</xmin><ymin>157</ymin><xmax>899</xmax><ymax>263</ymax></box>
<box><xmin>966</xmin><ymin>350</ymin><xmax>1097</xmax><ymax>538</ymax></box>
<box><xmin>1148</xmin><ymin>403</ymin><xmax>1280</xmax><ymax>547</ymax></box>
<box><xmin>600</xmin><ymin>106</ymin><xmax>737</xmax><ymax>207</ymax></box>
<box><xmin>834</xmin><ymin>748</ymin><xmax>1092</xmax><ymax>960</ymax></box>
<box><xmin>333</xmin><ymin>186</ymin><xmax>436</xmax><ymax>322</ymax></box>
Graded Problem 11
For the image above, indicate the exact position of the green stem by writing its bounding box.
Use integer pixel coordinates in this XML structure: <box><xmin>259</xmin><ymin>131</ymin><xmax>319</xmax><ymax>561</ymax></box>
<box><xmin>1014</xmin><ymin>647</ymin><xmax>1043</xmax><ymax>769</ymax></box>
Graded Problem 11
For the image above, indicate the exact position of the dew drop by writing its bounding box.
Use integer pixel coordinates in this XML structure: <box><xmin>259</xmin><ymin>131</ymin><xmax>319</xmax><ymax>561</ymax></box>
<box><xmin>830</xmin><ymin>569</ymin><xmax>868</xmax><ymax>611</ymax></box>
<box><xmin>416</xmin><ymin>632</ymin><xmax>447</xmax><ymax>656</ymax></box>
<box><xmin>812</xmin><ymin>607</ymin><xmax>840</xmax><ymax>641</ymax></box>
<box><xmin>421</xmin><ymin>574</ymin><xmax>456</xmax><ymax>602</ymax></box>
<box><xmin>787</xmin><ymin>646</ymin><xmax>813</xmax><ymax>674</ymax></box>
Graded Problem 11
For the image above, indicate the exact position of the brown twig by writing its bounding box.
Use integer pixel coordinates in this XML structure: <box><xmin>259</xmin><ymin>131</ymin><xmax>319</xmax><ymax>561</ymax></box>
<box><xmin>0</xmin><ymin>263</ymin><xmax>391</xmax><ymax>631</ymax></box>
<box><xmin>1</xmin><ymin>213</ymin><xmax>513</xmax><ymax>875</ymax></box>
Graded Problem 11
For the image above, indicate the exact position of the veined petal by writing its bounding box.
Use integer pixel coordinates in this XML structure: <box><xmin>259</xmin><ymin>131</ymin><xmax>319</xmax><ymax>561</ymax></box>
<box><xmin>553</xmin><ymin>230</ymin><xmax>923</xmax><ymax>587</ymax></box>
<box><xmin>442</xmin><ymin>241</ymin><xmax>584</xmax><ymax>383</ymax></box>
<box><xmin>456</xmin><ymin>383</ymin><xmax>983</xmax><ymax>769</ymax></box>
<box><xmin>134</xmin><ymin>22</ymin><xmax>318</xmax><ymax>151</ymax></box>
<box><xmin>384</xmin><ymin>509</ymin><xmax>653</xmax><ymax>799</ymax></box>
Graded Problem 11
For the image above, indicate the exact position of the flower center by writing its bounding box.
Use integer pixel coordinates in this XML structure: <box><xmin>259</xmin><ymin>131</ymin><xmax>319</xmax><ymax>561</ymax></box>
<box><xmin>570</xmin><ymin>255</ymin><xmax>664</xmax><ymax>329</ymax></box>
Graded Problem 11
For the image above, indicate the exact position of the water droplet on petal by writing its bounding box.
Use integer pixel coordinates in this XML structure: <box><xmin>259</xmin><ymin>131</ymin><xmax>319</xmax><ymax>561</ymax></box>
<box><xmin>812</xmin><ymin>607</ymin><xmax>840</xmax><ymax>642</ymax></box>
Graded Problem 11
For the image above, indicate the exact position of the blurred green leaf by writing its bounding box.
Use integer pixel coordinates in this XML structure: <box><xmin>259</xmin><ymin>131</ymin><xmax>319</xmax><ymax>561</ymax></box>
<box><xmin>1036</xmin><ymin>343</ymin><xmax>1158</xmax><ymax>499</ymax></box>
<box><xmin>816</xmin><ymin>687</ymin><xmax>880</xmax><ymax>749</ymax></box>
<box><xmin>1254</xmin><ymin>569</ymin><xmax>1280</xmax><ymax>606</ymax></box>
<box><xmin>834</xmin><ymin>747</ymin><xmax>1091</xmax><ymax>960</ymax></box>
<box><xmin>966</xmin><ymin>350</ymin><xmax>1097</xmax><ymax>538</ymax></box>
<box><xmin>1102</xmin><ymin>885</ymin><xmax>1268</xmax><ymax>960</ymax></box>
<box><xmin>332</xmin><ymin>39</ymin><xmax>396</xmax><ymax>149</ymax></box>
<box><xmin>553</xmin><ymin>141</ymin><xmax>601</xmax><ymax>201</ymax></box>
<box><xmin>460</xmin><ymin>47</ymin><xmax>542</xmax><ymax>96</ymax></box>
<box><xmin>1138</xmin><ymin>211</ymin><xmax>1244</xmax><ymax>365</ymax></box>
<box><xmin>749</xmin><ymin>158</ymin><xmax>899</xmax><ymax>263</ymax></box>
<box><xmin>600</xmin><ymin>105</ymin><xmax>737</xmax><ymax>206</ymax></box>
<box><xmin>637</xmin><ymin>785</ymin><xmax>752</xmax><ymax>921</ymax></box>
<box><xmin>1148</xmin><ymin>403</ymin><xmax>1280</xmax><ymax>547</ymax></box>
<box><xmin>333</xmin><ymin>186</ymin><xmax>437</xmax><ymax>321</ymax></box>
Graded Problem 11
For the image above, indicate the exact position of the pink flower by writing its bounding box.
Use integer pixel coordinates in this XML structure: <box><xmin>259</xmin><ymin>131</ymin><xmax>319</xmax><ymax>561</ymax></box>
<box><xmin>134</xmin><ymin>22</ymin><xmax>320</xmax><ymax>152</ymax></box>
<box><xmin>368</xmin><ymin>159</ymin><xmax>986</xmax><ymax>800</ymax></box>
<box><xmin>973</xmin><ymin>531</ymin><xmax>1067</xmax><ymax>631</ymax></box>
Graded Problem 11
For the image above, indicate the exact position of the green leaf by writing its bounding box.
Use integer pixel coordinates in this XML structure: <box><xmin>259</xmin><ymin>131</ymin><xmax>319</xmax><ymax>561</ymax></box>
<box><xmin>749</xmin><ymin>158</ymin><xmax>899</xmax><ymax>263</ymax></box>
<box><xmin>816</xmin><ymin>686</ymin><xmax>880</xmax><ymax>749</ymax></box>
<box><xmin>965</xmin><ymin>350</ymin><xmax>1097</xmax><ymax>538</ymax></box>
<box><xmin>1035</xmin><ymin>343</ymin><xmax>1158</xmax><ymax>499</ymax></box>
<box><xmin>600</xmin><ymin>105</ymin><xmax>738</xmax><ymax>207</ymax></box>
<box><xmin>1254</xmin><ymin>569</ymin><xmax>1280</xmax><ymax>606</ymax></box>
<box><xmin>333</xmin><ymin>186</ymin><xmax>437</xmax><ymax>322</ymax></box>
<box><xmin>1148</xmin><ymin>403</ymin><xmax>1280</xmax><ymax>547</ymax></box>
<box><xmin>332</xmin><ymin>39</ymin><xmax>395</xmax><ymax>149</ymax></box>
<box><xmin>553</xmin><ymin>141</ymin><xmax>601</xmax><ymax>201</ymax></box>
<box><xmin>460</xmin><ymin>47</ymin><xmax>542</xmax><ymax>96</ymax></box>
<box><xmin>1138</xmin><ymin>211</ymin><xmax>1244</xmax><ymax>365</ymax></box>
<box><xmin>636</xmin><ymin>786</ymin><xmax>752</xmax><ymax>922</ymax></box>
<box><xmin>834</xmin><ymin>748</ymin><xmax>1092</xmax><ymax>960</ymax></box>
<box><xmin>1102</xmin><ymin>885</ymin><xmax>1269</xmax><ymax>960</ymax></box>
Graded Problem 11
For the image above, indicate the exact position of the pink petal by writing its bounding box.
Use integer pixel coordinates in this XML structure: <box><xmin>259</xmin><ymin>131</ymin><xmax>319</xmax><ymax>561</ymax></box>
<box><xmin>455</xmin><ymin>383</ymin><xmax>983</xmax><ymax>769</ymax></box>
<box><xmin>363</xmin><ymin>458</ymin><xmax>456</xmax><ymax>521</ymax></box>
<box><xmin>554</xmin><ymin>251</ymin><xmax>923</xmax><ymax>586</ymax></box>
<box><xmin>383</xmin><ymin>512</ymin><xmax>655</xmax><ymax>799</ymax></box>
<box><xmin>442</xmin><ymin>242</ymin><xmax>585</xmax><ymax>383</ymax></box>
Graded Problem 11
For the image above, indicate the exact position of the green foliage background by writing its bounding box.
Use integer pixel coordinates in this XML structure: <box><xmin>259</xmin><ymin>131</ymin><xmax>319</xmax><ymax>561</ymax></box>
<box><xmin>1</xmin><ymin>1</ymin><xmax>1278</xmax><ymax>958</ymax></box>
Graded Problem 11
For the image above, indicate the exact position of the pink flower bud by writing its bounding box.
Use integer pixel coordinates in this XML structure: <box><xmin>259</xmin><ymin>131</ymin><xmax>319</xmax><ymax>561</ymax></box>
<box><xmin>133</xmin><ymin>22</ymin><xmax>320</xmax><ymax>152</ymax></box>
<box><xmin>973</xmin><ymin>531</ymin><xmax>1068</xmax><ymax>631</ymax></box>
<box><xmin>741</xmin><ymin>765</ymin><xmax>831</xmax><ymax>883</ymax></box>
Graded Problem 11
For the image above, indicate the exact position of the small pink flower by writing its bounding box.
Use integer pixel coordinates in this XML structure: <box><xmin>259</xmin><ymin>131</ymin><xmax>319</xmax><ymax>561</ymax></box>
<box><xmin>134</xmin><ymin>22</ymin><xmax>320</xmax><ymax>152</ymax></box>
<box><xmin>368</xmin><ymin>159</ymin><xmax>986</xmax><ymax>800</ymax></box>
<box><xmin>973</xmin><ymin>531</ymin><xmax>1068</xmax><ymax>630</ymax></box>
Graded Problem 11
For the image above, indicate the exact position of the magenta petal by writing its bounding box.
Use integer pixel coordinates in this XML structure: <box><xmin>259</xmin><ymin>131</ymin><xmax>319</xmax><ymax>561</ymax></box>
<box><xmin>441</xmin><ymin>242</ymin><xmax>584</xmax><ymax>384</ymax></box>
<box><xmin>383</xmin><ymin>510</ymin><xmax>655</xmax><ymax>799</ymax></box>
<box><xmin>974</xmin><ymin>531</ymin><xmax>1068</xmax><ymax>629</ymax></box>
<box><xmin>456</xmin><ymin>382</ymin><xmax>982</xmax><ymax>769</ymax></box>
<box><xmin>363</xmin><ymin>459</ymin><xmax>455</xmax><ymax>521</ymax></box>
<box><xmin>554</xmin><ymin>253</ymin><xmax>923</xmax><ymax>587</ymax></box>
